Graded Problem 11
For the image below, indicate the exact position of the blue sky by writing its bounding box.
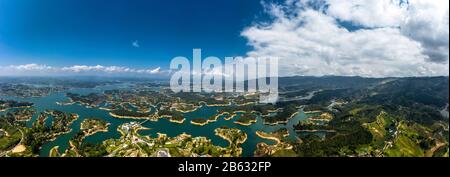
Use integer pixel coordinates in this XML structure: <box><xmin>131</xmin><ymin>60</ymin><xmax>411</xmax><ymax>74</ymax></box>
<box><xmin>0</xmin><ymin>0</ymin><xmax>448</xmax><ymax>77</ymax></box>
<box><xmin>0</xmin><ymin>0</ymin><xmax>271</xmax><ymax>68</ymax></box>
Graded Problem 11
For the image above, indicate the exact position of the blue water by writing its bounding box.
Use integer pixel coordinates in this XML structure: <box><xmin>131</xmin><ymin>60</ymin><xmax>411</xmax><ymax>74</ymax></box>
<box><xmin>0</xmin><ymin>85</ymin><xmax>312</xmax><ymax>157</ymax></box>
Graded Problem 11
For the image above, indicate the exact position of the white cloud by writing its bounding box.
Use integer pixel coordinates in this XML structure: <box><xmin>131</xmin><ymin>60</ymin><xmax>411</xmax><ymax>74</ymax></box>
<box><xmin>326</xmin><ymin>0</ymin><xmax>409</xmax><ymax>27</ymax></box>
<box><xmin>326</xmin><ymin>0</ymin><xmax>449</xmax><ymax>63</ymax></box>
<box><xmin>401</xmin><ymin>0</ymin><xmax>449</xmax><ymax>63</ymax></box>
<box><xmin>132</xmin><ymin>40</ymin><xmax>139</xmax><ymax>48</ymax></box>
<box><xmin>12</xmin><ymin>63</ymin><xmax>53</xmax><ymax>71</ymax></box>
<box><xmin>61</xmin><ymin>65</ymin><xmax>105</xmax><ymax>72</ymax></box>
<box><xmin>0</xmin><ymin>64</ymin><xmax>166</xmax><ymax>76</ymax></box>
<box><xmin>240</xmin><ymin>0</ymin><xmax>449</xmax><ymax>77</ymax></box>
<box><xmin>62</xmin><ymin>65</ymin><xmax>132</xmax><ymax>73</ymax></box>
<box><xmin>0</xmin><ymin>64</ymin><xmax>56</xmax><ymax>75</ymax></box>
<box><xmin>103</xmin><ymin>66</ymin><xmax>133</xmax><ymax>73</ymax></box>
<box><xmin>148</xmin><ymin>67</ymin><xmax>161</xmax><ymax>74</ymax></box>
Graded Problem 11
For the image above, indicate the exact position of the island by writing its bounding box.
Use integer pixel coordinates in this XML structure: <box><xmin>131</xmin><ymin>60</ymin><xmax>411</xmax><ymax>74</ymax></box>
<box><xmin>6</xmin><ymin>109</ymin><xmax>36</xmax><ymax>122</ymax></box>
<box><xmin>190</xmin><ymin>118</ymin><xmax>209</xmax><ymax>126</ymax></box>
<box><xmin>1</xmin><ymin>109</ymin><xmax>79</xmax><ymax>157</ymax></box>
<box><xmin>293</xmin><ymin>111</ymin><xmax>335</xmax><ymax>133</ymax></box>
<box><xmin>0</xmin><ymin>83</ymin><xmax>65</xmax><ymax>98</ymax></box>
<box><xmin>254</xmin><ymin>128</ymin><xmax>295</xmax><ymax>157</ymax></box>
<box><xmin>234</xmin><ymin>112</ymin><xmax>257</xmax><ymax>126</ymax></box>
<box><xmin>80</xmin><ymin>118</ymin><xmax>110</xmax><ymax>136</ymax></box>
<box><xmin>109</xmin><ymin>109</ymin><xmax>151</xmax><ymax>119</ymax></box>
<box><xmin>263</xmin><ymin>104</ymin><xmax>299</xmax><ymax>125</ymax></box>
<box><xmin>214</xmin><ymin>126</ymin><xmax>247</xmax><ymax>157</ymax></box>
<box><xmin>0</xmin><ymin>100</ymin><xmax>34</xmax><ymax>112</ymax></box>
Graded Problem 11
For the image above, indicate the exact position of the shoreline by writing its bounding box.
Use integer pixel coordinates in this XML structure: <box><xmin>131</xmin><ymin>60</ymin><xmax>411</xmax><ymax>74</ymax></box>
<box><xmin>295</xmin><ymin>129</ymin><xmax>336</xmax><ymax>133</ymax></box>
<box><xmin>0</xmin><ymin>105</ymin><xmax>33</xmax><ymax>113</ymax></box>
<box><xmin>98</xmin><ymin>107</ymin><xmax>113</xmax><ymax>111</ymax></box>
<box><xmin>168</xmin><ymin>118</ymin><xmax>185</xmax><ymax>124</ymax></box>
<box><xmin>190</xmin><ymin>112</ymin><xmax>231</xmax><ymax>126</ymax></box>
<box><xmin>214</xmin><ymin>129</ymin><xmax>247</xmax><ymax>146</ymax></box>
<box><xmin>224</xmin><ymin>112</ymin><xmax>242</xmax><ymax>121</ymax></box>
<box><xmin>234</xmin><ymin>118</ymin><xmax>257</xmax><ymax>126</ymax></box>
<box><xmin>263</xmin><ymin>112</ymin><xmax>299</xmax><ymax>126</ymax></box>
<box><xmin>308</xmin><ymin>118</ymin><xmax>331</xmax><ymax>122</ymax></box>
<box><xmin>255</xmin><ymin>131</ymin><xmax>281</xmax><ymax>144</ymax></box>
<box><xmin>304</xmin><ymin>110</ymin><xmax>322</xmax><ymax>114</ymax></box>
<box><xmin>15</xmin><ymin>118</ymin><xmax>33</xmax><ymax>122</ymax></box>
<box><xmin>49</xmin><ymin>146</ymin><xmax>60</xmax><ymax>157</ymax></box>
<box><xmin>56</xmin><ymin>101</ymin><xmax>75</xmax><ymax>106</ymax></box>
<box><xmin>171</xmin><ymin>105</ymin><xmax>199</xmax><ymax>113</ymax></box>
<box><xmin>83</xmin><ymin>128</ymin><xmax>110</xmax><ymax>137</ymax></box>
<box><xmin>199</xmin><ymin>101</ymin><xmax>231</xmax><ymax>107</ymax></box>
<box><xmin>190</xmin><ymin>119</ymin><xmax>209</xmax><ymax>126</ymax></box>
<box><xmin>0</xmin><ymin>128</ymin><xmax>10</xmax><ymax>137</ymax></box>
<box><xmin>109</xmin><ymin>112</ymin><xmax>149</xmax><ymax>120</ymax></box>
<box><xmin>81</xmin><ymin>121</ymin><xmax>111</xmax><ymax>137</ymax></box>
<box><xmin>233</xmin><ymin>102</ymin><xmax>256</xmax><ymax>106</ymax></box>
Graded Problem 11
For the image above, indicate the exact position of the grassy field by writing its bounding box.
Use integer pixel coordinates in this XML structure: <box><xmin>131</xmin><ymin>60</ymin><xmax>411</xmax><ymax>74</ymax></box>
<box><xmin>0</xmin><ymin>126</ymin><xmax>22</xmax><ymax>151</ymax></box>
<box><xmin>384</xmin><ymin>122</ymin><xmax>426</xmax><ymax>157</ymax></box>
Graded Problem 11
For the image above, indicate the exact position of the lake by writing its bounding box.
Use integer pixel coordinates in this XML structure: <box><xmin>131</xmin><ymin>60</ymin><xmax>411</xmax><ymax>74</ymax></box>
<box><xmin>0</xmin><ymin>85</ymin><xmax>313</xmax><ymax>157</ymax></box>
